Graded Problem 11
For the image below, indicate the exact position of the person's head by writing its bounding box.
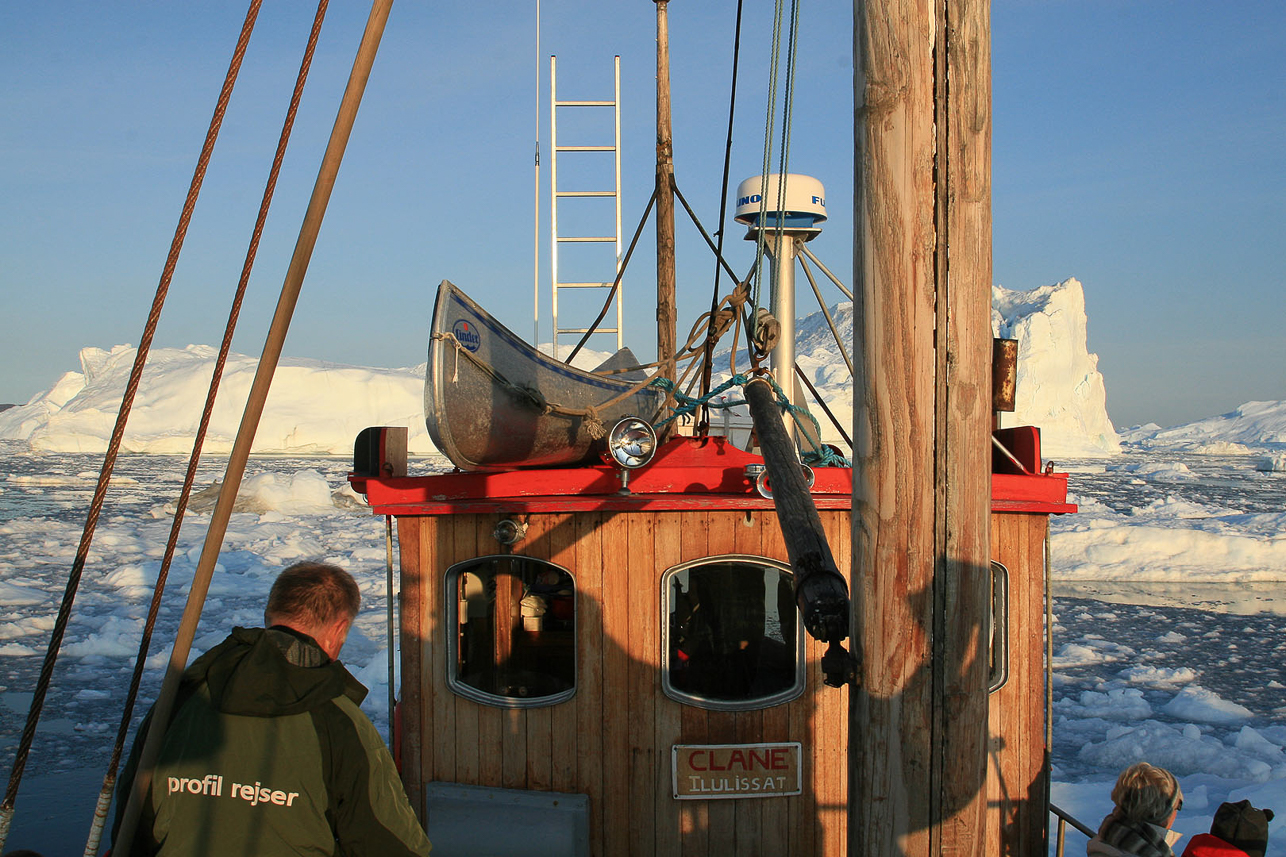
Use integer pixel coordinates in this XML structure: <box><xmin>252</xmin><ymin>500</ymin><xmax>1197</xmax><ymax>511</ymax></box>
<box><xmin>264</xmin><ymin>561</ymin><xmax>361</xmax><ymax>659</ymax></box>
<box><xmin>1211</xmin><ymin>799</ymin><xmax>1273</xmax><ymax>857</ymax></box>
<box><xmin>1111</xmin><ymin>762</ymin><xmax>1183</xmax><ymax>828</ymax></box>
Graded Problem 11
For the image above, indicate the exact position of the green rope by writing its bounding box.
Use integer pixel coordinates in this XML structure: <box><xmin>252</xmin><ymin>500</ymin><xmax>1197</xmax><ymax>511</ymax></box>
<box><xmin>754</xmin><ymin>371</ymin><xmax>850</xmax><ymax>468</ymax></box>
<box><xmin>649</xmin><ymin>373</ymin><xmax>849</xmax><ymax>468</ymax></box>
<box><xmin>650</xmin><ymin>373</ymin><xmax>751</xmax><ymax>430</ymax></box>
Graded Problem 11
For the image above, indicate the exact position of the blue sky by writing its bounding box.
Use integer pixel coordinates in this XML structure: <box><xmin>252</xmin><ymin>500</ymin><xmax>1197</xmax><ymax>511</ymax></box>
<box><xmin>2</xmin><ymin>2</ymin><xmax>1282</xmax><ymax>429</ymax></box>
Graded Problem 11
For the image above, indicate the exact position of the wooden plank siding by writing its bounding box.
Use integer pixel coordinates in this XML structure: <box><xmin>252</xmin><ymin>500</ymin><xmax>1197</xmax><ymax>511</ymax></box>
<box><xmin>548</xmin><ymin>513</ymin><xmax>581</xmax><ymax>794</ymax></box>
<box><xmin>575</xmin><ymin>511</ymin><xmax>606</xmax><ymax>850</ymax></box>
<box><xmin>599</xmin><ymin>512</ymin><xmax>632</xmax><ymax>857</ymax></box>
<box><xmin>395</xmin><ymin>517</ymin><xmax>424</xmax><ymax>821</ymax></box>
<box><xmin>626</xmin><ymin>512</ymin><xmax>659</xmax><ymax>857</ymax></box>
<box><xmin>398</xmin><ymin>507</ymin><xmax>852</xmax><ymax>856</ymax></box>
<box><xmin>678</xmin><ymin>507</ymin><xmax>711</xmax><ymax>857</ymax></box>
<box><xmin>987</xmin><ymin>511</ymin><xmax>1051</xmax><ymax>856</ymax></box>
<box><xmin>653</xmin><ymin>512</ymin><xmax>685</xmax><ymax>857</ymax></box>
<box><xmin>451</xmin><ymin>515</ymin><xmax>482</xmax><ymax>787</ymax></box>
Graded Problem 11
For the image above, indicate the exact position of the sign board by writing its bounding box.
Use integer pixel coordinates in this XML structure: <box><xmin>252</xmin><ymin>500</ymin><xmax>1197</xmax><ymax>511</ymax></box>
<box><xmin>671</xmin><ymin>743</ymin><xmax>802</xmax><ymax>800</ymax></box>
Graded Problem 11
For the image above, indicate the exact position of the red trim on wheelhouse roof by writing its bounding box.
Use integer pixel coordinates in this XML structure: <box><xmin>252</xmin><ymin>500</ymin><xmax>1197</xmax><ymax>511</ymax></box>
<box><xmin>350</xmin><ymin>429</ymin><xmax>1075</xmax><ymax>517</ymax></box>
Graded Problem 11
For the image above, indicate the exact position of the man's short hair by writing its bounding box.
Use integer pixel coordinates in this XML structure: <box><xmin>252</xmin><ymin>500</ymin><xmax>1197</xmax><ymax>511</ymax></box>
<box><xmin>265</xmin><ymin>561</ymin><xmax>361</xmax><ymax>628</ymax></box>
<box><xmin>1111</xmin><ymin>762</ymin><xmax>1182</xmax><ymax>826</ymax></box>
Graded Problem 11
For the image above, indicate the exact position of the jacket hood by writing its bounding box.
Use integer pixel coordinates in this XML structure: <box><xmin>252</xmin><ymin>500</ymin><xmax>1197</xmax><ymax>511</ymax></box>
<box><xmin>191</xmin><ymin>626</ymin><xmax>367</xmax><ymax>717</ymax></box>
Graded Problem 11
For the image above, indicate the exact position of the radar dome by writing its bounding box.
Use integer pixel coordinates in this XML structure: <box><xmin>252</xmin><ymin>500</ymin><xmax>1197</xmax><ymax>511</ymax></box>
<box><xmin>734</xmin><ymin>174</ymin><xmax>826</xmax><ymax>230</ymax></box>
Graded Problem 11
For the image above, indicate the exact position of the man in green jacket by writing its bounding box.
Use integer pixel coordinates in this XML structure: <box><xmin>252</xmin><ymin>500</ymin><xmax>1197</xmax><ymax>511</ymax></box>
<box><xmin>113</xmin><ymin>561</ymin><xmax>431</xmax><ymax>856</ymax></box>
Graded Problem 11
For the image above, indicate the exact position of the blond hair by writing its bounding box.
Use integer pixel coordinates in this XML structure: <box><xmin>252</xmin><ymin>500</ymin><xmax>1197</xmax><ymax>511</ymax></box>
<box><xmin>1111</xmin><ymin>762</ymin><xmax>1182</xmax><ymax>825</ymax></box>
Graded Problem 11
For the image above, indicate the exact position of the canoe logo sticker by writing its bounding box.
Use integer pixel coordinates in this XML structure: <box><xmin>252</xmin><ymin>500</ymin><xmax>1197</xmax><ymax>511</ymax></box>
<box><xmin>453</xmin><ymin>320</ymin><xmax>481</xmax><ymax>352</ymax></box>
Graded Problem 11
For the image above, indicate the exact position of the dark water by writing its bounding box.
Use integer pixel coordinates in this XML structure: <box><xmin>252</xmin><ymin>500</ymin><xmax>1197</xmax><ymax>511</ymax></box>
<box><xmin>1049</xmin><ymin>590</ymin><xmax>1286</xmax><ymax>780</ymax></box>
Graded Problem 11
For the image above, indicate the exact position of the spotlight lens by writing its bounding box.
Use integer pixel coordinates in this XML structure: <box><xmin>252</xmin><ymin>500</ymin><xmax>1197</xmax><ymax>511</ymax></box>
<box><xmin>604</xmin><ymin>417</ymin><xmax>657</xmax><ymax>469</ymax></box>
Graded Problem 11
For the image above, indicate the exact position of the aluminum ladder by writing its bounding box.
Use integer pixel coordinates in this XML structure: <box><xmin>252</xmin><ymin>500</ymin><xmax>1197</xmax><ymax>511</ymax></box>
<box><xmin>549</xmin><ymin>55</ymin><xmax>623</xmax><ymax>356</ymax></box>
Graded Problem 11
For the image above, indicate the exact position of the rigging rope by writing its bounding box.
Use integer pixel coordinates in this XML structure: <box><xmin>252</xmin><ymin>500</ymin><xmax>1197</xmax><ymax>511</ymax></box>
<box><xmin>81</xmin><ymin>5</ymin><xmax>330</xmax><ymax>855</ymax></box>
<box><xmin>698</xmin><ymin>0</ymin><xmax>747</xmax><ymax>431</ymax></box>
<box><xmin>773</xmin><ymin>0</ymin><xmax>802</xmax><ymax>248</ymax></box>
<box><xmin>0</xmin><ymin>4</ymin><xmax>264</xmax><ymax>852</ymax></box>
<box><xmin>747</xmin><ymin>0</ymin><xmax>802</xmax><ymax>359</ymax></box>
<box><xmin>749</xmin><ymin>0</ymin><xmax>788</xmax><ymax>329</ymax></box>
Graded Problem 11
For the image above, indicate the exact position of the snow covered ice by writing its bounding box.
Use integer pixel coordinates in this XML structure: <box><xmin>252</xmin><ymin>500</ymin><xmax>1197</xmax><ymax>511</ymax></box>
<box><xmin>1</xmin><ymin>279</ymin><xmax>1285</xmax><ymax>853</ymax></box>
<box><xmin>3</xmin><ymin>277</ymin><xmax>1123</xmax><ymax>461</ymax></box>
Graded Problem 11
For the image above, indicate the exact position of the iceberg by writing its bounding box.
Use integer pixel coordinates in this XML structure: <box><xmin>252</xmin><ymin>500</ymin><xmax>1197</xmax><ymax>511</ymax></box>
<box><xmin>0</xmin><ymin>278</ymin><xmax>1138</xmax><ymax>459</ymax></box>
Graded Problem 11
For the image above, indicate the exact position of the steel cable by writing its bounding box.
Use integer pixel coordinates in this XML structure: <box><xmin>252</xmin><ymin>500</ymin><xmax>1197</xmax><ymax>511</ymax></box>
<box><xmin>113</xmin><ymin>2</ymin><xmax>395</xmax><ymax>851</ymax></box>
<box><xmin>81</xmin><ymin>4</ymin><xmax>330</xmax><ymax>854</ymax></box>
<box><xmin>0</xmin><ymin>4</ymin><xmax>263</xmax><ymax>852</ymax></box>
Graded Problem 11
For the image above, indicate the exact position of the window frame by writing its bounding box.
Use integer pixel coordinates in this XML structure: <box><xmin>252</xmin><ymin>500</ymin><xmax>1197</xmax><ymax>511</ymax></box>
<box><xmin>660</xmin><ymin>554</ymin><xmax>806</xmax><ymax>712</ymax></box>
<box><xmin>444</xmin><ymin>554</ymin><xmax>577</xmax><ymax>709</ymax></box>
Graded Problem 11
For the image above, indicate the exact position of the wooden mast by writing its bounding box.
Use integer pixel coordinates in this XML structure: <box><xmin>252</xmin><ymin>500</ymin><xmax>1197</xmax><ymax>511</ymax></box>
<box><xmin>654</xmin><ymin>0</ymin><xmax>677</xmax><ymax>424</ymax></box>
<box><xmin>851</xmin><ymin>0</ymin><xmax>993</xmax><ymax>853</ymax></box>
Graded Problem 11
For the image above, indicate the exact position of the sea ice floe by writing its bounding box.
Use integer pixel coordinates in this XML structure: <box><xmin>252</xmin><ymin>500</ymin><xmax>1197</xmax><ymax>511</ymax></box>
<box><xmin>1192</xmin><ymin>441</ymin><xmax>1253</xmax><ymax>455</ymax></box>
<box><xmin>74</xmin><ymin>688</ymin><xmax>111</xmax><ymax>701</ymax></box>
<box><xmin>101</xmin><ymin>562</ymin><xmax>160</xmax><ymax>590</ymax></box>
<box><xmin>1057</xmin><ymin>687</ymin><xmax>1153</xmax><ymax>720</ymax></box>
<box><xmin>1255</xmin><ymin>453</ymin><xmax>1286</xmax><ymax>472</ymax></box>
<box><xmin>1112</xmin><ymin>461</ymin><xmax>1194</xmax><ymax>481</ymax></box>
<box><xmin>0</xmin><ymin>580</ymin><xmax>46</xmax><ymax>606</ymax></box>
<box><xmin>1232</xmin><ymin>726</ymin><xmax>1285</xmax><ymax>762</ymax></box>
<box><xmin>1183</xmin><ymin>783</ymin><xmax>1210</xmax><ymax>811</ymax></box>
<box><xmin>60</xmin><ymin>614</ymin><xmax>146</xmax><ymax>659</ymax></box>
<box><xmin>1162</xmin><ymin>685</ymin><xmax>1253</xmax><ymax>725</ymax></box>
<box><xmin>1053</xmin><ymin>639</ymin><xmax>1136</xmax><ymax>668</ymax></box>
<box><xmin>1118</xmin><ymin>664</ymin><xmax>1199</xmax><ymax>686</ymax></box>
<box><xmin>0</xmin><ymin>621</ymin><xmax>32</xmax><ymax>641</ymax></box>
<box><xmin>1078</xmin><ymin>719</ymin><xmax>1274</xmax><ymax>782</ymax></box>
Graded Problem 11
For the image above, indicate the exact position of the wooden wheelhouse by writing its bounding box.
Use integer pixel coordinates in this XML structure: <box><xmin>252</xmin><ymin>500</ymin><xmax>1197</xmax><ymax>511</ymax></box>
<box><xmin>350</xmin><ymin>423</ymin><xmax>1072</xmax><ymax>856</ymax></box>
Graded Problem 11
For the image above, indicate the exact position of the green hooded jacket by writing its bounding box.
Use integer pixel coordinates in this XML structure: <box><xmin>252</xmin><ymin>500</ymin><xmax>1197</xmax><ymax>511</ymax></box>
<box><xmin>113</xmin><ymin>626</ymin><xmax>430</xmax><ymax>856</ymax></box>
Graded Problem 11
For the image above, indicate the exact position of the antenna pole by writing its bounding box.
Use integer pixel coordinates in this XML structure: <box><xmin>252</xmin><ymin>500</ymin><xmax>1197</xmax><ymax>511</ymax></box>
<box><xmin>533</xmin><ymin>0</ymin><xmax>541</xmax><ymax>345</ymax></box>
<box><xmin>654</xmin><ymin>0</ymin><xmax>677</xmax><ymax>428</ymax></box>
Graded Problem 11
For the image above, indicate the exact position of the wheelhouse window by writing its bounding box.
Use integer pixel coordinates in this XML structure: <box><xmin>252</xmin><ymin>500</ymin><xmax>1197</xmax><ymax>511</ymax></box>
<box><xmin>662</xmin><ymin>556</ymin><xmax>804</xmax><ymax>710</ymax></box>
<box><xmin>446</xmin><ymin>556</ymin><xmax>576</xmax><ymax>708</ymax></box>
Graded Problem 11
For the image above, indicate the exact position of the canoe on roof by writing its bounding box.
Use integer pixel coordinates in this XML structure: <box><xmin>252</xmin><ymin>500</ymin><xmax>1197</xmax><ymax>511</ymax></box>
<box><xmin>424</xmin><ymin>279</ymin><xmax>664</xmax><ymax>471</ymax></box>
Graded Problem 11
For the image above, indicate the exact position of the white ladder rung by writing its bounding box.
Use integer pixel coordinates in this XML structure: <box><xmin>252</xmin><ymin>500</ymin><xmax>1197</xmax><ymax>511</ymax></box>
<box><xmin>549</xmin><ymin>55</ymin><xmax>624</xmax><ymax>353</ymax></box>
<box><xmin>557</xmin><ymin>327</ymin><xmax>619</xmax><ymax>335</ymax></box>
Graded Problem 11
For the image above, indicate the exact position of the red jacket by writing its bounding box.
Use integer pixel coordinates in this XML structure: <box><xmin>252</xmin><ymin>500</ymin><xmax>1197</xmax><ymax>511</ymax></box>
<box><xmin>1181</xmin><ymin>833</ymin><xmax>1251</xmax><ymax>857</ymax></box>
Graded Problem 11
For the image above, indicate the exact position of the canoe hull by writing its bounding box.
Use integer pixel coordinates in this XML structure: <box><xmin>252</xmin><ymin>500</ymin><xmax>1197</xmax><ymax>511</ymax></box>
<box><xmin>425</xmin><ymin>280</ymin><xmax>663</xmax><ymax>471</ymax></box>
